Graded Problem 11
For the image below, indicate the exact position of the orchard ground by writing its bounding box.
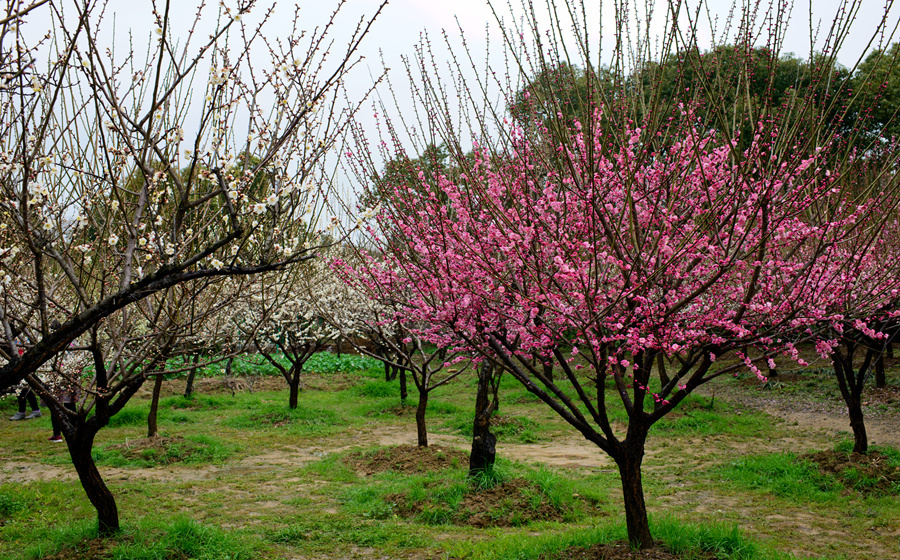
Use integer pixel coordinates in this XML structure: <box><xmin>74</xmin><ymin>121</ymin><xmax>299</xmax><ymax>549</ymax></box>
<box><xmin>1</xmin><ymin>352</ymin><xmax>898</xmax><ymax>560</ymax></box>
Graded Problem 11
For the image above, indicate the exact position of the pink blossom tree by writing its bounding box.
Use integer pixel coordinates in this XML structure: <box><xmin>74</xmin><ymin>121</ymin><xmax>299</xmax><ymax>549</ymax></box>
<box><xmin>807</xmin><ymin>199</ymin><xmax>900</xmax><ymax>454</ymax></box>
<box><xmin>358</xmin><ymin>114</ymin><xmax>883</xmax><ymax>546</ymax></box>
<box><xmin>328</xmin><ymin>253</ymin><xmax>466</xmax><ymax>448</ymax></box>
<box><xmin>342</xmin><ymin>0</ymin><xmax>900</xmax><ymax>547</ymax></box>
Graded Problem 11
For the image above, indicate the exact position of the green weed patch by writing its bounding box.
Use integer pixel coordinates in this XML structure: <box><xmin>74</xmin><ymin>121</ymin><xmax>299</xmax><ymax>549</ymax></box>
<box><xmin>92</xmin><ymin>434</ymin><xmax>235</xmax><ymax>467</ymax></box>
<box><xmin>224</xmin><ymin>402</ymin><xmax>340</xmax><ymax>436</ymax></box>
<box><xmin>722</xmin><ymin>453</ymin><xmax>844</xmax><ymax>501</ymax></box>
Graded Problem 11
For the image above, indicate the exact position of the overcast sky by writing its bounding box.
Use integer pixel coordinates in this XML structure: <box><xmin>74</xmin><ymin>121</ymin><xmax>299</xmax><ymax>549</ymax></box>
<box><xmin>17</xmin><ymin>0</ymin><xmax>900</xmax><ymax>184</ymax></box>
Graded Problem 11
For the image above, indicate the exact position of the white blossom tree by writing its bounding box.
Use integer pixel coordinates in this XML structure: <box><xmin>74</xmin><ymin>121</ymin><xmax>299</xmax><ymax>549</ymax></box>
<box><xmin>0</xmin><ymin>0</ymin><xmax>385</xmax><ymax>535</ymax></box>
<box><xmin>230</xmin><ymin>259</ymin><xmax>343</xmax><ymax>409</ymax></box>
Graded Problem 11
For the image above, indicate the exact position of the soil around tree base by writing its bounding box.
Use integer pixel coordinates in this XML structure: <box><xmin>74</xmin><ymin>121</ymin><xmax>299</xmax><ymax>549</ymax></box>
<box><xmin>541</xmin><ymin>541</ymin><xmax>716</xmax><ymax>560</ymax></box>
<box><xmin>387</xmin><ymin>477</ymin><xmax>573</xmax><ymax>527</ymax></box>
<box><xmin>345</xmin><ymin>444</ymin><xmax>469</xmax><ymax>475</ymax></box>
<box><xmin>40</xmin><ymin>537</ymin><xmax>113</xmax><ymax>560</ymax></box>
<box><xmin>801</xmin><ymin>449</ymin><xmax>900</xmax><ymax>493</ymax></box>
<box><xmin>106</xmin><ymin>435</ymin><xmax>208</xmax><ymax>465</ymax></box>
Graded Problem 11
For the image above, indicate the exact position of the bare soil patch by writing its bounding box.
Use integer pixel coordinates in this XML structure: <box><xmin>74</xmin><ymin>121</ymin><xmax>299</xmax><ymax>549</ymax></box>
<box><xmin>701</xmin><ymin>380</ymin><xmax>900</xmax><ymax>448</ymax></box>
<box><xmin>41</xmin><ymin>538</ymin><xmax>111</xmax><ymax>560</ymax></box>
<box><xmin>385</xmin><ymin>478</ymin><xmax>597</xmax><ymax>528</ymax></box>
<box><xmin>451</xmin><ymin>478</ymin><xmax>566</xmax><ymax>527</ymax></box>
<box><xmin>370</xmin><ymin>404</ymin><xmax>418</xmax><ymax>417</ymax></box>
<box><xmin>345</xmin><ymin>445</ymin><xmax>468</xmax><ymax>475</ymax></box>
<box><xmin>867</xmin><ymin>384</ymin><xmax>900</xmax><ymax>405</ymax></box>
<box><xmin>802</xmin><ymin>449</ymin><xmax>900</xmax><ymax>493</ymax></box>
<box><xmin>541</xmin><ymin>541</ymin><xmax>713</xmax><ymax>560</ymax></box>
<box><xmin>387</xmin><ymin>477</ymin><xmax>587</xmax><ymax>528</ymax></box>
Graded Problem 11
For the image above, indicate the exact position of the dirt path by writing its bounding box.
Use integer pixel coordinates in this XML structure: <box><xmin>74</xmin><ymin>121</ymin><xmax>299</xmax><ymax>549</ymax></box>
<box><xmin>702</xmin><ymin>385</ymin><xmax>900</xmax><ymax>449</ymax></box>
<box><xmin>5</xmin><ymin>396</ymin><xmax>893</xmax><ymax>486</ymax></box>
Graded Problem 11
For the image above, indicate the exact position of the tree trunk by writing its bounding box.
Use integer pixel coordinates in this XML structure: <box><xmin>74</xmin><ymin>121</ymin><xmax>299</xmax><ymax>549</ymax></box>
<box><xmin>656</xmin><ymin>354</ymin><xmax>670</xmax><ymax>387</ymax></box>
<box><xmin>68</xmin><ymin>426</ymin><xmax>119</xmax><ymax>536</ymax></box>
<box><xmin>469</xmin><ymin>361</ymin><xmax>498</xmax><ymax>475</ymax></box>
<box><xmin>615</xmin><ymin>433</ymin><xmax>653</xmax><ymax>549</ymax></box>
<box><xmin>888</xmin><ymin>342</ymin><xmax>894</xmax><ymax>359</ymax></box>
<box><xmin>399</xmin><ymin>368</ymin><xmax>408</xmax><ymax>401</ymax></box>
<box><xmin>184</xmin><ymin>353</ymin><xmax>200</xmax><ymax>398</ymax></box>
<box><xmin>415</xmin><ymin>388</ymin><xmax>428</xmax><ymax>447</ymax></box>
<box><xmin>847</xmin><ymin>394</ymin><xmax>869</xmax><ymax>454</ymax></box>
<box><xmin>147</xmin><ymin>374</ymin><xmax>163</xmax><ymax>438</ymax></box>
<box><xmin>875</xmin><ymin>353</ymin><xmax>886</xmax><ymax>388</ymax></box>
<box><xmin>542</xmin><ymin>361</ymin><xmax>554</xmax><ymax>383</ymax></box>
<box><xmin>288</xmin><ymin>365</ymin><xmax>301</xmax><ymax>410</ymax></box>
<box><xmin>832</xmin><ymin>350</ymin><xmax>869</xmax><ymax>454</ymax></box>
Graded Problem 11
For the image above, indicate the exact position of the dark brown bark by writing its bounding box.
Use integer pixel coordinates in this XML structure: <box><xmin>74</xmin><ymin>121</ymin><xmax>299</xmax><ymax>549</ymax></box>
<box><xmin>183</xmin><ymin>353</ymin><xmax>200</xmax><ymax>398</ymax></box>
<box><xmin>832</xmin><ymin>348</ymin><xmax>870</xmax><ymax>454</ymax></box>
<box><xmin>415</xmin><ymin>389</ymin><xmax>428</xmax><ymax>447</ymax></box>
<box><xmin>147</xmin><ymin>374</ymin><xmax>164</xmax><ymax>437</ymax></box>
<box><xmin>469</xmin><ymin>361</ymin><xmax>499</xmax><ymax>475</ymax></box>
<box><xmin>68</xmin><ymin>425</ymin><xmax>119</xmax><ymax>536</ymax></box>
<box><xmin>542</xmin><ymin>360</ymin><xmax>554</xmax><ymax>382</ymax></box>
<box><xmin>875</xmin><ymin>353</ymin><xmax>886</xmax><ymax>388</ymax></box>
<box><xmin>656</xmin><ymin>353</ymin><xmax>670</xmax><ymax>387</ymax></box>
<box><xmin>848</xmin><ymin>395</ymin><xmax>869</xmax><ymax>454</ymax></box>
<box><xmin>288</xmin><ymin>364</ymin><xmax>301</xmax><ymax>410</ymax></box>
<box><xmin>399</xmin><ymin>368</ymin><xmax>408</xmax><ymax>401</ymax></box>
<box><xmin>615</xmin><ymin>435</ymin><xmax>653</xmax><ymax>549</ymax></box>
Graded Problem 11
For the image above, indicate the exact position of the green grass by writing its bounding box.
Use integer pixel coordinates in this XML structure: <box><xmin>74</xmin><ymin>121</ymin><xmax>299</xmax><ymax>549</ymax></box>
<box><xmin>721</xmin><ymin>453</ymin><xmax>844</xmax><ymax>502</ymax></box>
<box><xmin>2</xmin><ymin>349</ymin><xmax>898</xmax><ymax>560</ymax></box>
<box><xmin>322</xmin><ymin>453</ymin><xmax>606</xmax><ymax>528</ymax></box>
<box><xmin>105</xmin><ymin>406</ymin><xmax>146</xmax><ymax>428</ymax></box>
<box><xmin>223</xmin><ymin>400</ymin><xmax>342</xmax><ymax>437</ymax></box>
<box><xmin>834</xmin><ymin>438</ymin><xmax>900</xmax><ymax>464</ymax></box>
<box><xmin>447</xmin><ymin>516</ymin><xmax>819</xmax><ymax>560</ymax></box>
<box><xmin>451</xmin><ymin>413</ymin><xmax>547</xmax><ymax>444</ymax></box>
<box><xmin>110</xmin><ymin>517</ymin><xmax>259</xmax><ymax>560</ymax></box>
<box><xmin>162</xmin><ymin>393</ymin><xmax>233</xmax><ymax>410</ymax></box>
<box><xmin>652</xmin><ymin>516</ymin><xmax>760</xmax><ymax>559</ymax></box>
<box><xmin>304</xmin><ymin>353</ymin><xmax>382</xmax><ymax>375</ymax></box>
<box><xmin>723</xmin><ymin>439</ymin><xmax>900</xmax><ymax>504</ymax></box>
<box><xmin>302</xmin><ymin>452</ymin><xmax>358</xmax><ymax>483</ymax></box>
<box><xmin>18</xmin><ymin>516</ymin><xmax>260</xmax><ymax>560</ymax></box>
<box><xmin>0</xmin><ymin>486</ymin><xmax>27</xmax><ymax>519</ymax></box>
<box><xmin>20</xmin><ymin>519</ymin><xmax>99</xmax><ymax>560</ymax></box>
<box><xmin>354</xmin><ymin>379</ymin><xmax>398</xmax><ymax>398</ymax></box>
<box><xmin>651</xmin><ymin>394</ymin><xmax>768</xmax><ymax>437</ymax></box>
